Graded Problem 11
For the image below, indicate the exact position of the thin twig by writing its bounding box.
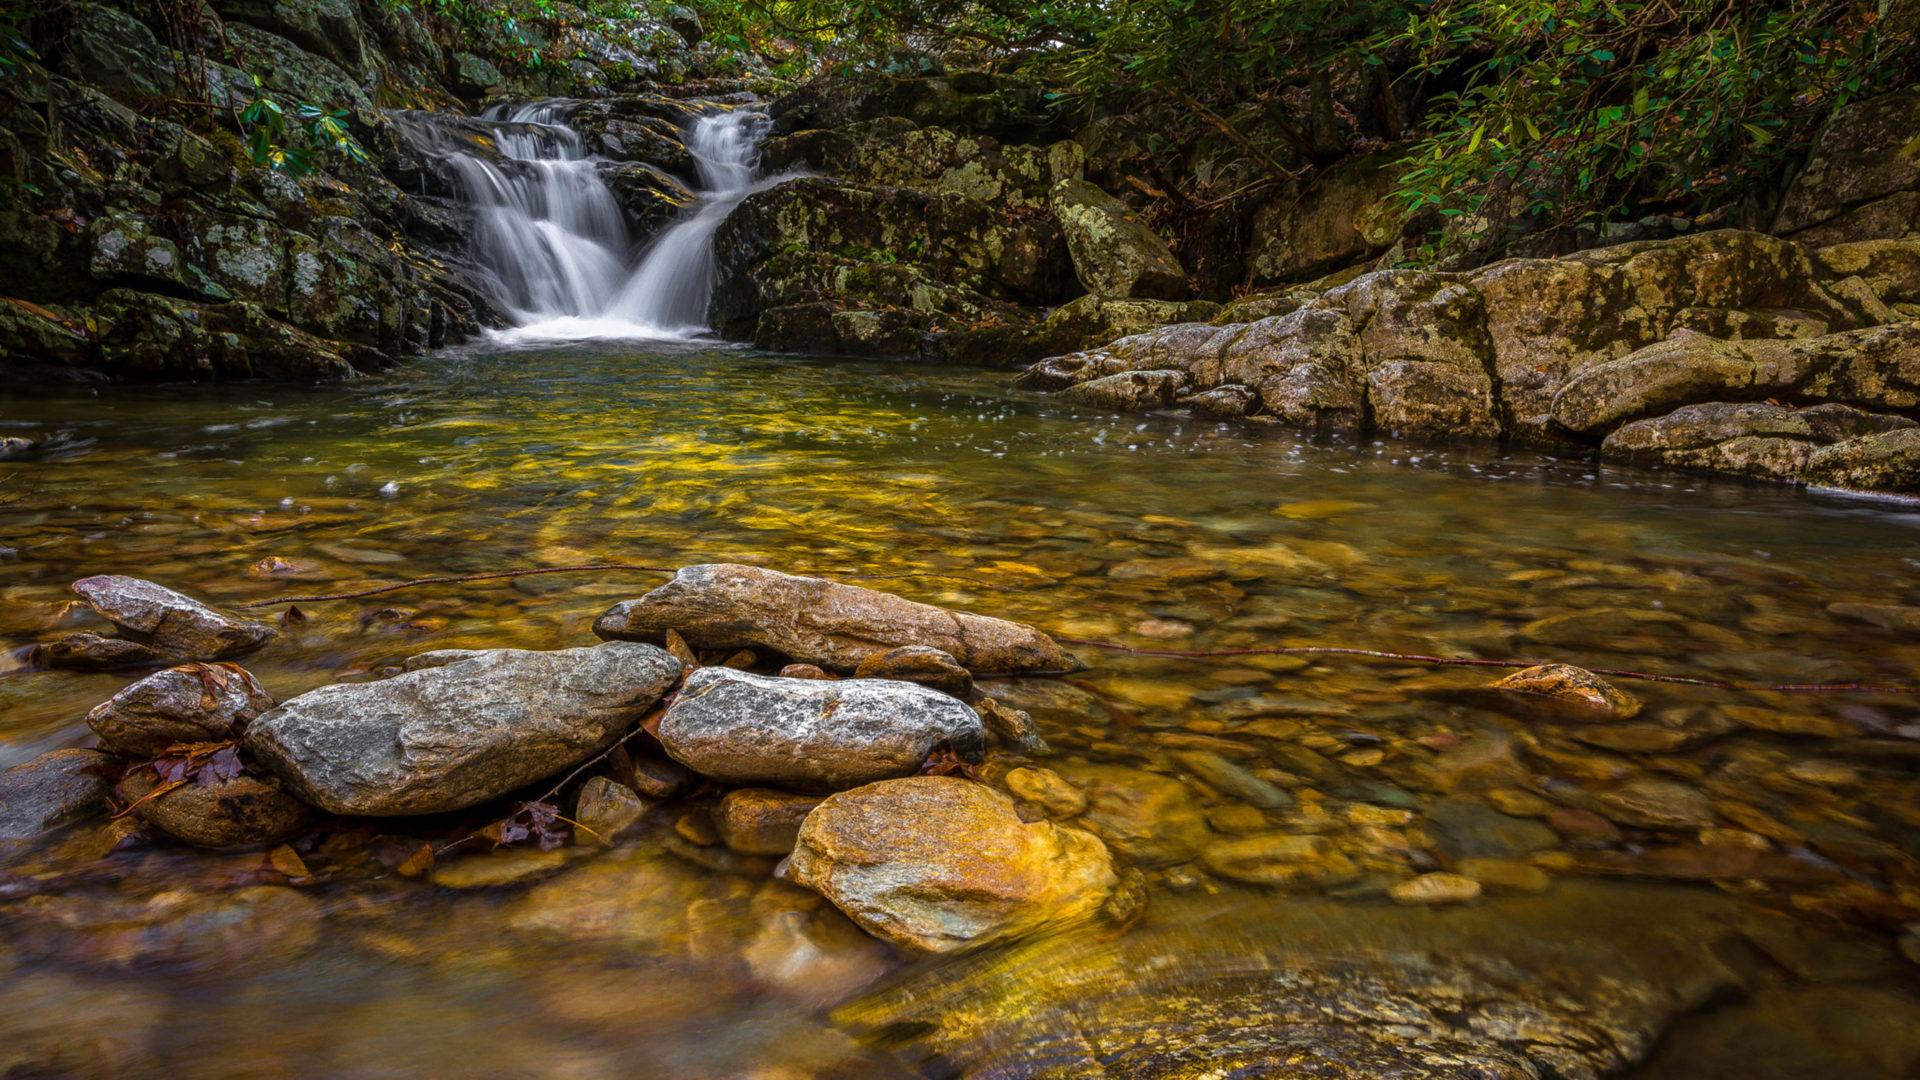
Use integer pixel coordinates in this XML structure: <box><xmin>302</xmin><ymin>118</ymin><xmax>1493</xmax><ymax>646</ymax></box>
<box><xmin>1053</xmin><ymin>637</ymin><xmax>1918</xmax><ymax>694</ymax></box>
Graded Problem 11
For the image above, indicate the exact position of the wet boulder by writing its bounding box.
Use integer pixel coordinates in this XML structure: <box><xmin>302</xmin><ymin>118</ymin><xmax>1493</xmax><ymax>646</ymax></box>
<box><xmin>1550</xmin><ymin>332</ymin><xmax>1762</xmax><ymax>434</ymax></box>
<box><xmin>118</xmin><ymin>769</ymin><xmax>308</xmax><ymax>849</ymax></box>
<box><xmin>0</xmin><ymin>749</ymin><xmax>113</xmax><ymax>841</ymax></box>
<box><xmin>84</xmin><ymin>663</ymin><xmax>276</xmax><ymax>757</ymax></box>
<box><xmin>1059</xmin><ymin>369</ymin><xmax>1188</xmax><ymax>410</ymax></box>
<box><xmin>594</xmin><ymin>563</ymin><xmax>1070</xmax><ymax>674</ymax></box>
<box><xmin>244</xmin><ymin>642</ymin><xmax>681</xmax><ymax>815</ymax></box>
<box><xmin>655</xmin><ymin>667</ymin><xmax>985</xmax><ymax>791</ymax></box>
<box><xmin>1803</xmin><ymin>428</ymin><xmax>1920</xmax><ymax>494</ymax></box>
<box><xmin>1603</xmin><ymin>401</ymin><xmax>1916</xmax><ymax>483</ymax></box>
<box><xmin>789</xmin><ymin>776</ymin><xmax>1118</xmax><ymax>953</ymax></box>
<box><xmin>1049</xmin><ymin>178</ymin><xmax>1187</xmax><ymax>300</ymax></box>
<box><xmin>69</xmin><ymin>576</ymin><xmax>276</xmax><ymax>662</ymax></box>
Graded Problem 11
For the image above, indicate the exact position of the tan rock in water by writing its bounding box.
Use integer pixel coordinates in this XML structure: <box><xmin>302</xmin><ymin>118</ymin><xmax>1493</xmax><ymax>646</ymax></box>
<box><xmin>85</xmin><ymin>663</ymin><xmax>276</xmax><ymax>757</ymax></box>
<box><xmin>120</xmin><ymin>769</ymin><xmax>308</xmax><ymax>849</ymax></box>
<box><xmin>789</xmin><ymin>776</ymin><xmax>1117</xmax><ymax>954</ymax></box>
<box><xmin>1202</xmin><ymin>832</ymin><xmax>1359</xmax><ymax>890</ymax></box>
<box><xmin>593</xmin><ymin>563</ymin><xmax>1070</xmax><ymax>674</ymax></box>
<box><xmin>1491</xmin><ymin>663</ymin><xmax>1641</xmax><ymax>720</ymax></box>
<box><xmin>1389</xmin><ymin>872</ymin><xmax>1482</xmax><ymax>905</ymax></box>
<box><xmin>715</xmin><ymin>788</ymin><xmax>820</xmax><ymax>855</ymax></box>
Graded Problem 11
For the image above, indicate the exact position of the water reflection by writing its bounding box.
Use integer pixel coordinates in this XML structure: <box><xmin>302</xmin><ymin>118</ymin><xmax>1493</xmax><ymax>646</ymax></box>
<box><xmin>2</xmin><ymin>341</ymin><xmax>1919</xmax><ymax>1079</ymax></box>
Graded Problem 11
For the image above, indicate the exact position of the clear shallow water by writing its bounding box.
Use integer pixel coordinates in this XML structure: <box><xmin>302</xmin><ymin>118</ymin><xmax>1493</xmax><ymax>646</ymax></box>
<box><xmin>3</xmin><ymin>341</ymin><xmax>1920</xmax><ymax>1078</ymax></box>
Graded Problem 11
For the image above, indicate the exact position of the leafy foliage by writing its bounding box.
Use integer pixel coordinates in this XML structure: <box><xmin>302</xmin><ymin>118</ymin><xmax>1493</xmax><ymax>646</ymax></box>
<box><xmin>239</xmin><ymin>80</ymin><xmax>371</xmax><ymax>176</ymax></box>
<box><xmin>692</xmin><ymin>0</ymin><xmax>1917</xmax><ymax>263</ymax></box>
<box><xmin>1388</xmin><ymin>0</ymin><xmax>1919</xmax><ymax>259</ymax></box>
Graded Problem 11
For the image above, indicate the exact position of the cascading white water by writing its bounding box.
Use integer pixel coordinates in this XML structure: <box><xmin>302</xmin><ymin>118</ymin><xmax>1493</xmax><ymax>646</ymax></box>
<box><xmin>436</xmin><ymin>102</ymin><xmax>773</xmax><ymax>343</ymax></box>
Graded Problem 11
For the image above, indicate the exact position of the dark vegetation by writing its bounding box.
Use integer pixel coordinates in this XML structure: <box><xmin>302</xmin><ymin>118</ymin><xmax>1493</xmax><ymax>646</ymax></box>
<box><xmin>697</xmin><ymin>0</ymin><xmax>1919</xmax><ymax>265</ymax></box>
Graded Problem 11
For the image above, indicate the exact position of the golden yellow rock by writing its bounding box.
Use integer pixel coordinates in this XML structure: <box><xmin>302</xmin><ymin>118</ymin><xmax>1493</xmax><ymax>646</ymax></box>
<box><xmin>789</xmin><ymin>776</ymin><xmax>1117</xmax><ymax>954</ymax></box>
<box><xmin>1491</xmin><ymin>664</ymin><xmax>1641</xmax><ymax>720</ymax></box>
<box><xmin>1389</xmin><ymin>872</ymin><xmax>1483</xmax><ymax>905</ymax></box>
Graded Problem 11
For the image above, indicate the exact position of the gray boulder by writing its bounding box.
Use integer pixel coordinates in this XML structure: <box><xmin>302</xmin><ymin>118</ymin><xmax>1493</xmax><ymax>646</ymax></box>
<box><xmin>594</xmin><ymin>563</ymin><xmax>1070</xmax><ymax>674</ymax></box>
<box><xmin>244</xmin><ymin>642</ymin><xmax>681</xmax><ymax>815</ymax></box>
<box><xmin>0</xmin><ymin>749</ymin><xmax>113</xmax><ymax>840</ymax></box>
<box><xmin>656</xmin><ymin>667</ymin><xmax>986</xmax><ymax>791</ymax></box>
<box><xmin>70</xmin><ymin>576</ymin><xmax>276</xmax><ymax>661</ymax></box>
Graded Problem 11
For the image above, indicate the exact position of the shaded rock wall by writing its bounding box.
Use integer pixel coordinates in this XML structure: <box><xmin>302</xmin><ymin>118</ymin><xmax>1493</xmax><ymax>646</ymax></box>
<box><xmin>0</xmin><ymin>0</ymin><xmax>731</xmax><ymax>382</ymax></box>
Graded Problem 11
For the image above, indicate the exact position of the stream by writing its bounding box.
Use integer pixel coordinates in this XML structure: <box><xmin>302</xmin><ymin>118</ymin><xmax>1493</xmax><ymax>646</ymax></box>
<box><xmin>3</xmin><ymin>340</ymin><xmax>1920</xmax><ymax>1077</ymax></box>
<box><xmin>2</xmin><ymin>98</ymin><xmax>1919</xmax><ymax>1079</ymax></box>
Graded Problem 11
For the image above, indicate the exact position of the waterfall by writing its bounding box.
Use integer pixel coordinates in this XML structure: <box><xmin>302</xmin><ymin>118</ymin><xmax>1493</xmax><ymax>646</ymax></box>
<box><xmin>427</xmin><ymin>101</ymin><xmax>773</xmax><ymax>343</ymax></box>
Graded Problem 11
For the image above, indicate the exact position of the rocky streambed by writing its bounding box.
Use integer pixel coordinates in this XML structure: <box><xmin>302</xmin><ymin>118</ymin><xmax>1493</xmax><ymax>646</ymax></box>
<box><xmin>3</xmin><ymin>343</ymin><xmax>1920</xmax><ymax>1078</ymax></box>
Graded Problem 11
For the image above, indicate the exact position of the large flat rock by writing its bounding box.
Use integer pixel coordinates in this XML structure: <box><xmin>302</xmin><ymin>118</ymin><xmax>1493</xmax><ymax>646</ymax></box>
<box><xmin>594</xmin><ymin>563</ymin><xmax>1069</xmax><ymax>674</ymax></box>
<box><xmin>244</xmin><ymin>642</ymin><xmax>680</xmax><ymax>815</ymax></box>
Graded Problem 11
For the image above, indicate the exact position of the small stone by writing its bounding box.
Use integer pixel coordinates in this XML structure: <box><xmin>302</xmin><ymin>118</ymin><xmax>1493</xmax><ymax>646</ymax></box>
<box><xmin>778</xmin><ymin>663</ymin><xmax>837</xmax><ymax>680</ymax></box>
<box><xmin>629</xmin><ymin>752</ymin><xmax>693</xmax><ymax>799</ymax></box>
<box><xmin>1421</xmin><ymin>798</ymin><xmax>1560</xmax><ymax>860</ymax></box>
<box><xmin>715</xmin><ymin>788</ymin><xmax>821</xmax><ymax>856</ymax></box>
<box><xmin>1058</xmin><ymin>763</ymin><xmax>1211</xmax><ymax>868</ymax></box>
<box><xmin>1106</xmin><ymin>557</ymin><xmax>1226</xmax><ymax>584</ymax></box>
<box><xmin>1698</xmin><ymin>827</ymin><xmax>1771</xmax><ymax>850</ymax></box>
<box><xmin>1133</xmin><ymin>618</ymin><xmax>1196</xmax><ymax>639</ymax></box>
<box><xmin>977</xmin><ymin>697</ymin><xmax>1051</xmax><ymax>756</ymax></box>
<box><xmin>789</xmin><ymin>776</ymin><xmax>1118</xmax><ymax>954</ymax></box>
<box><xmin>1484</xmin><ymin>788</ymin><xmax>1554</xmax><ymax>817</ymax></box>
<box><xmin>853</xmin><ymin>645</ymin><xmax>973</xmax><ymax>697</ymax></box>
<box><xmin>1826</xmin><ymin>602</ymin><xmax>1920</xmax><ymax>633</ymax></box>
<box><xmin>1899</xmin><ymin>923</ymin><xmax>1920</xmax><ymax>966</ymax></box>
<box><xmin>70</xmin><ymin>575</ymin><xmax>276</xmax><ymax>661</ymax></box>
<box><xmin>573</xmin><ymin>777</ymin><xmax>649</xmax><ymax>845</ymax></box>
<box><xmin>656</xmin><ymin>667</ymin><xmax>986</xmax><ymax>791</ymax></box>
<box><xmin>1545</xmin><ymin>808</ymin><xmax>1622</xmax><ymax>843</ymax></box>
<box><xmin>430</xmin><ymin>848</ymin><xmax>570</xmax><ymax>889</ymax></box>
<box><xmin>84</xmin><ymin>662</ymin><xmax>275</xmax><ymax>757</ymax></box>
<box><xmin>1338</xmin><ymin>748</ymin><xmax>1386</xmax><ymax>767</ymax></box>
<box><xmin>1389</xmin><ymin>872</ymin><xmax>1482</xmax><ymax>905</ymax></box>
<box><xmin>1004</xmin><ymin>767</ymin><xmax>1086</xmax><ymax>818</ymax></box>
<box><xmin>1203</xmin><ymin>833</ymin><xmax>1360</xmax><ymax>890</ymax></box>
<box><xmin>1490</xmin><ymin>664</ymin><xmax>1641</xmax><ymax>720</ymax></box>
<box><xmin>1174</xmin><ymin>750</ymin><xmax>1292</xmax><ymax>809</ymax></box>
<box><xmin>1455</xmin><ymin>858</ymin><xmax>1550</xmax><ymax>894</ymax></box>
<box><xmin>1206</xmin><ymin>804</ymin><xmax>1271</xmax><ymax>834</ymax></box>
<box><xmin>675</xmin><ymin>810</ymin><xmax>720</xmax><ymax>846</ymax></box>
<box><xmin>119</xmin><ymin>769</ymin><xmax>307</xmax><ymax>850</ymax></box>
<box><xmin>1346</xmin><ymin>804</ymin><xmax>1415</xmax><ymax>827</ymax></box>
<box><xmin>1593</xmin><ymin>779</ymin><xmax>1717</xmax><ymax>830</ymax></box>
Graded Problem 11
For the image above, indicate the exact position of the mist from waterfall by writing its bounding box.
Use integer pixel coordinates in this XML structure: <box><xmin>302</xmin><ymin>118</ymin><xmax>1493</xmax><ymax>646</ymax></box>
<box><xmin>435</xmin><ymin>101</ymin><xmax>775</xmax><ymax>344</ymax></box>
